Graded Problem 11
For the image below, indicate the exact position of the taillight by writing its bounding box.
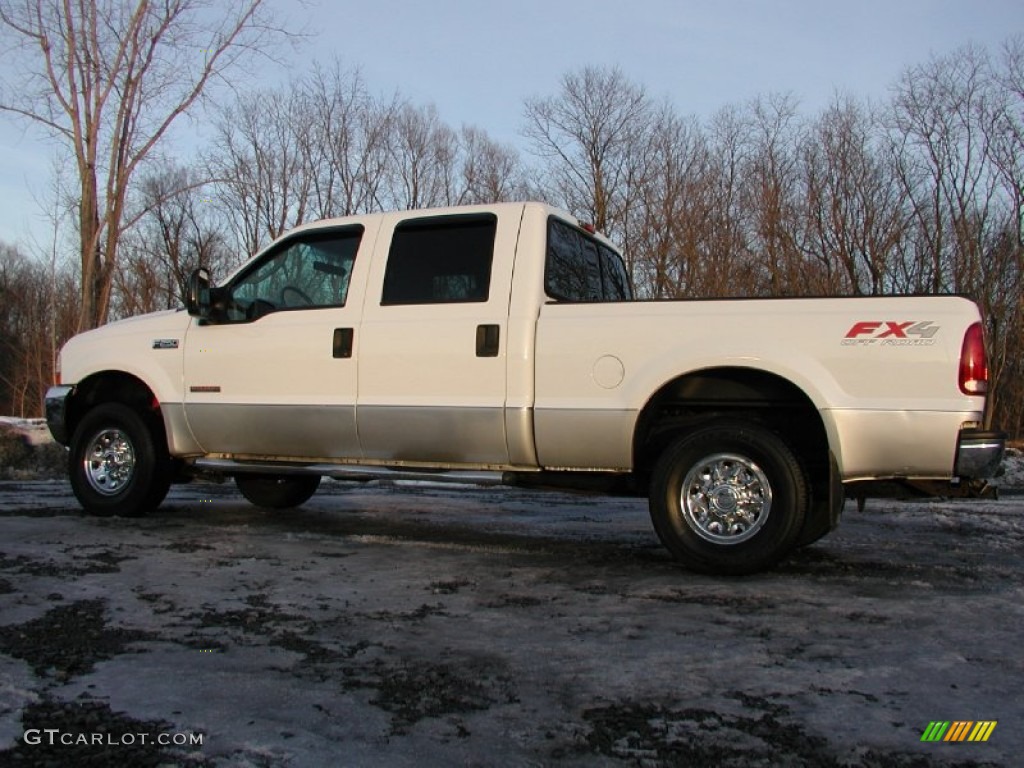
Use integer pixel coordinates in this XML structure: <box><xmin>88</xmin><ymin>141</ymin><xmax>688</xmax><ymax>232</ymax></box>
<box><xmin>959</xmin><ymin>322</ymin><xmax>988</xmax><ymax>395</ymax></box>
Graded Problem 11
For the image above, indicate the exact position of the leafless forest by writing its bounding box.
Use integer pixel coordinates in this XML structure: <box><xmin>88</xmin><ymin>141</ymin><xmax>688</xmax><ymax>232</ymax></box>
<box><xmin>0</xmin><ymin>2</ymin><xmax>1021</xmax><ymax>437</ymax></box>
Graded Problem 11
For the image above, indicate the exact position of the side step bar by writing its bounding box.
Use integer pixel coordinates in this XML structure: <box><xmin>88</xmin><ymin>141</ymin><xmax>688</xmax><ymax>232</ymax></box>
<box><xmin>191</xmin><ymin>458</ymin><xmax>507</xmax><ymax>487</ymax></box>
<box><xmin>189</xmin><ymin>459</ymin><xmax>636</xmax><ymax>496</ymax></box>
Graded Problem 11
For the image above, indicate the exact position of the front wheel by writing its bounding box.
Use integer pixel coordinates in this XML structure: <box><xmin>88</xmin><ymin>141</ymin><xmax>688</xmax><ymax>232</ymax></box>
<box><xmin>69</xmin><ymin>403</ymin><xmax>173</xmax><ymax>517</ymax></box>
<box><xmin>649</xmin><ymin>421</ymin><xmax>808</xmax><ymax>575</ymax></box>
<box><xmin>235</xmin><ymin>474</ymin><xmax>321</xmax><ymax>509</ymax></box>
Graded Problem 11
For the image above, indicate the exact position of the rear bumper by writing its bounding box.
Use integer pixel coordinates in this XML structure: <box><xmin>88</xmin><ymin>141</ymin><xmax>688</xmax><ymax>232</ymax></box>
<box><xmin>954</xmin><ymin>428</ymin><xmax>1006</xmax><ymax>479</ymax></box>
<box><xmin>44</xmin><ymin>385</ymin><xmax>74</xmax><ymax>446</ymax></box>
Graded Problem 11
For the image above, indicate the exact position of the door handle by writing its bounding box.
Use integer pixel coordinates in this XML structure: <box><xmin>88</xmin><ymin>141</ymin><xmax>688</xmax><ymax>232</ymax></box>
<box><xmin>333</xmin><ymin>328</ymin><xmax>354</xmax><ymax>358</ymax></box>
<box><xmin>476</xmin><ymin>324</ymin><xmax>500</xmax><ymax>357</ymax></box>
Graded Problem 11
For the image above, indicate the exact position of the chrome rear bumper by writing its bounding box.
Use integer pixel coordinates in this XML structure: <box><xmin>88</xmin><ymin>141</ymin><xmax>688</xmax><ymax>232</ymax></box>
<box><xmin>955</xmin><ymin>428</ymin><xmax>1006</xmax><ymax>479</ymax></box>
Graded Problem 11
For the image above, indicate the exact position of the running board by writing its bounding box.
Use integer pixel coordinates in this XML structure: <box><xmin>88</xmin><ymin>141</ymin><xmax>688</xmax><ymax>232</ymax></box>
<box><xmin>191</xmin><ymin>458</ymin><xmax>506</xmax><ymax>487</ymax></box>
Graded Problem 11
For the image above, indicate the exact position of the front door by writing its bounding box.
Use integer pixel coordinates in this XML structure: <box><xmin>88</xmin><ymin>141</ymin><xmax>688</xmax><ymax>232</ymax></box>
<box><xmin>183</xmin><ymin>223</ymin><xmax>374</xmax><ymax>459</ymax></box>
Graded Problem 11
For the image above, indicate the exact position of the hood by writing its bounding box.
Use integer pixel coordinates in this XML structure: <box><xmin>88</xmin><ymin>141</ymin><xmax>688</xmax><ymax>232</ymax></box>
<box><xmin>60</xmin><ymin>309</ymin><xmax>193</xmax><ymax>386</ymax></box>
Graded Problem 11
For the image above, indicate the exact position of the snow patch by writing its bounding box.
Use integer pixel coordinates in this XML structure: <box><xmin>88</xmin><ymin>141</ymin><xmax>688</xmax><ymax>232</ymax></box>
<box><xmin>0</xmin><ymin>418</ymin><xmax>51</xmax><ymax>447</ymax></box>
<box><xmin>996</xmin><ymin>446</ymin><xmax>1024</xmax><ymax>490</ymax></box>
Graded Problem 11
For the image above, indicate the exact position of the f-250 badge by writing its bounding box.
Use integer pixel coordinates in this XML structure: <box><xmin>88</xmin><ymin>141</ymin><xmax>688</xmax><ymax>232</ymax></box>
<box><xmin>842</xmin><ymin>321</ymin><xmax>939</xmax><ymax>346</ymax></box>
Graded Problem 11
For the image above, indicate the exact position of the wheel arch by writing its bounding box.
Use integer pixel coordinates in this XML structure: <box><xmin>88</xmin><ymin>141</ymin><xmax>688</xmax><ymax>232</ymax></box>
<box><xmin>67</xmin><ymin>371</ymin><xmax>168</xmax><ymax>451</ymax></box>
<box><xmin>632</xmin><ymin>366</ymin><xmax>840</xmax><ymax>545</ymax></box>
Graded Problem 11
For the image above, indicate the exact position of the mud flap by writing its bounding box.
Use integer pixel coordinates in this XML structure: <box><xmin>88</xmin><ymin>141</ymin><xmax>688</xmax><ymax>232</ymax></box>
<box><xmin>795</xmin><ymin>452</ymin><xmax>843</xmax><ymax>547</ymax></box>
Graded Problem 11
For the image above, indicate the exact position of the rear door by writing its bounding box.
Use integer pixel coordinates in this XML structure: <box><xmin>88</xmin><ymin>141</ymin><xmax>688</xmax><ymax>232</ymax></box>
<box><xmin>356</xmin><ymin>210</ymin><xmax>517</xmax><ymax>465</ymax></box>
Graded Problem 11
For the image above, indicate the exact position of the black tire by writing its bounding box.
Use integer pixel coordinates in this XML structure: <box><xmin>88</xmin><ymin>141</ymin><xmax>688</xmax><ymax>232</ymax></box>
<box><xmin>649</xmin><ymin>421</ymin><xmax>807</xmax><ymax>575</ymax></box>
<box><xmin>69</xmin><ymin>403</ymin><xmax>173</xmax><ymax>517</ymax></box>
<box><xmin>235</xmin><ymin>474</ymin><xmax>321</xmax><ymax>509</ymax></box>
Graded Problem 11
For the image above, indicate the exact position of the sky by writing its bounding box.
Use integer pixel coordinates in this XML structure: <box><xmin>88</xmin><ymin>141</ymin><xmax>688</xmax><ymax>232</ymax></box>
<box><xmin>1</xmin><ymin>0</ymin><xmax>1023</xmax><ymax>253</ymax></box>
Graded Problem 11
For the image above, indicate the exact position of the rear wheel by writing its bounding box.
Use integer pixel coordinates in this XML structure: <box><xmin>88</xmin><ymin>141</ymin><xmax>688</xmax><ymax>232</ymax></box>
<box><xmin>649</xmin><ymin>421</ymin><xmax>807</xmax><ymax>575</ymax></box>
<box><xmin>69</xmin><ymin>403</ymin><xmax>173</xmax><ymax>517</ymax></box>
<box><xmin>235</xmin><ymin>474</ymin><xmax>321</xmax><ymax>509</ymax></box>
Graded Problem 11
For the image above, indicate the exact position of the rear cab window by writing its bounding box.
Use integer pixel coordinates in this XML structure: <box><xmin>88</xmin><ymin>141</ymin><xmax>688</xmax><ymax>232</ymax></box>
<box><xmin>545</xmin><ymin>218</ymin><xmax>632</xmax><ymax>302</ymax></box>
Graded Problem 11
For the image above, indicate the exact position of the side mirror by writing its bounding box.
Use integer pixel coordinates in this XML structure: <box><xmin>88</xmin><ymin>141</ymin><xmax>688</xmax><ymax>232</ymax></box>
<box><xmin>186</xmin><ymin>267</ymin><xmax>212</xmax><ymax>319</ymax></box>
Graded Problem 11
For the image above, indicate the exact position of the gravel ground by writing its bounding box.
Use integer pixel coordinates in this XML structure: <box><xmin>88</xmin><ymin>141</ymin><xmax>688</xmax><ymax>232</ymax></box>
<box><xmin>0</xmin><ymin>468</ymin><xmax>1021</xmax><ymax>767</ymax></box>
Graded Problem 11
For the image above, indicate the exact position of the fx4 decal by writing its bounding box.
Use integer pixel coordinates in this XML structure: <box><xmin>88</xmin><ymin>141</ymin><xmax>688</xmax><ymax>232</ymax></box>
<box><xmin>842</xmin><ymin>321</ymin><xmax>940</xmax><ymax>346</ymax></box>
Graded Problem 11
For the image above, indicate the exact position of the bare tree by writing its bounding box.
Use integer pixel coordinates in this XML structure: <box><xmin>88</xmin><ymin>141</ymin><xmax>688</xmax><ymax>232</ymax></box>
<box><xmin>701</xmin><ymin>105</ymin><xmax>757</xmax><ymax>296</ymax></box>
<box><xmin>968</xmin><ymin>40</ymin><xmax>1024</xmax><ymax>435</ymax></box>
<box><xmin>631</xmin><ymin>105</ymin><xmax>714</xmax><ymax>298</ymax></box>
<box><xmin>383</xmin><ymin>102</ymin><xmax>460</xmax><ymax>210</ymax></box>
<box><xmin>522</xmin><ymin>66</ymin><xmax>651</xmax><ymax>262</ymax></box>
<box><xmin>385</xmin><ymin>118</ymin><xmax>530</xmax><ymax>209</ymax></box>
<box><xmin>989</xmin><ymin>38</ymin><xmax>1024</xmax><ymax>436</ymax></box>
<box><xmin>0</xmin><ymin>0</ymin><xmax>289</xmax><ymax>331</ymax></box>
<box><xmin>990</xmin><ymin>37</ymin><xmax>1024</xmax><ymax>245</ymax></box>
<box><xmin>115</xmin><ymin>163</ymin><xmax>232</xmax><ymax>317</ymax></box>
<box><xmin>208</xmin><ymin>70</ymin><xmax>528</xmax><ymax>251</ymax></box>
<box><xmin>739</xmin><ymin>93</ymin><xmax>806</xmax><ymax>295</ymax></box>
<box><xmin>887</xmin><ymin>43</ymin><xmax>1023</xmax><ymax>431</ymax></box>
<box><xmin>208</xmin><ymin>85</ymin><xmax>316</xmax><ymax>255</ymax></box>
<box><xmin>887</xmin><ymin>44</ymin><xmax>1000</xmax><ymax>293</ymax></box>
<box><xmin>0</xmin><ymin>242</ymin><xmax>78</xmax><ymax>416</ymax></box>
<box><xmin>301</xmin><ymin>61</ymin><xmax>396</xmax><ymax>217</ymax></box>
<box><xmin>800</xmin><ymin>96</ymin><xmax>905</xmax><ymax>295</ymax></box>
<box><xmin>457</xmin><ymin>125</ymin><xmax>531</xmax><ymax>205</ymax></box>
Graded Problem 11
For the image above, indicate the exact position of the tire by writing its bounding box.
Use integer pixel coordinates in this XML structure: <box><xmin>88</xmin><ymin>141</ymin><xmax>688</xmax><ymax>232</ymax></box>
<box><xmin>69</xmin><ymin>403</ymin><xmax>173</xmax><ymax>517</ymax></box>
<box><xmin>235</xmin><ymin>474</ymin><xmax>321</xmax><ymax>509</ymax></box>
<box><xmin>649</xmin><ymin>421</ymin><xmax>807</xmax><ymax>575</ymax></box>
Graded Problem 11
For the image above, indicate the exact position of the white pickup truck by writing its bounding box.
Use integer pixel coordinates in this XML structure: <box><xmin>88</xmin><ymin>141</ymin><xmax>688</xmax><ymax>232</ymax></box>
<box><xmin>45</xmin><ymin>202</ymin><xmax>1005</xmax><ymax>574</ymax></box>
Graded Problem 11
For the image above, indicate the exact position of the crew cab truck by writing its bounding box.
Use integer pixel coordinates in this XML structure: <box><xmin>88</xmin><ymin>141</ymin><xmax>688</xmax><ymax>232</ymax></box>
<box><xmin>45</xmin><ymin>202</ymin><xmax>1006</xmax><ymax>575</ymax></box>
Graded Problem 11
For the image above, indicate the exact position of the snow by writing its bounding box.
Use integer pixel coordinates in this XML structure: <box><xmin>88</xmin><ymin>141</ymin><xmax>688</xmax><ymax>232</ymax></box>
<box><xmin>996</xmin><ymin>446</ymin><xmax>1024</xmax><ymax>490</ymax></box>
<box><xmin>0</xmin><ymin>418</ymin><xmax>50</xmax><ymax>447</ymax></box>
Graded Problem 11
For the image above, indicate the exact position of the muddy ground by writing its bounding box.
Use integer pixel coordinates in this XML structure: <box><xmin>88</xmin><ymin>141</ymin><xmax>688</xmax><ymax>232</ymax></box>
<box><xmin>0</xmin><ymin>477</ymin><xmax>1021</xmax><ymax>767</ymax></box>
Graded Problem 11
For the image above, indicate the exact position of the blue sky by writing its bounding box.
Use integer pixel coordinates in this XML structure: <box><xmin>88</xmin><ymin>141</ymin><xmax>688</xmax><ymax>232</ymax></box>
<box><xmin>1</xmin><ymin>0</ymin><xmax>1022</xmax><ymax>251</ymax></box>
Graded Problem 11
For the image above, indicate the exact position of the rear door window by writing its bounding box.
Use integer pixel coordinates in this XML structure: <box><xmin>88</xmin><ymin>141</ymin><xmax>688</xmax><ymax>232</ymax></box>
<box><xmin>381</xmin><ymin>215</ymin><xmax>497</xmax><ymax>305</ymax></box>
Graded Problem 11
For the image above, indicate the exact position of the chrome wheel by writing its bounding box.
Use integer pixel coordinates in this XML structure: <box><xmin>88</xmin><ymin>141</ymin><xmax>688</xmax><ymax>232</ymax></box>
<box><xmin>70</xmin><ymin>403</ymin><xmax>172</xmax><ymax>517</ymax></box>
<box><xmin>82</xmin><ymin>428</ymin><xmax>136</xmax><ymax>496</ymax></box>
<box><xmin>679</xmin><ymin>452</ymin><xmax>772</xmax><ymax>545</ymax></box>
<box><xmin>649</xmin><ymin>422</ymin><xmax>807</xmax><ymax>574</ymax></box>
